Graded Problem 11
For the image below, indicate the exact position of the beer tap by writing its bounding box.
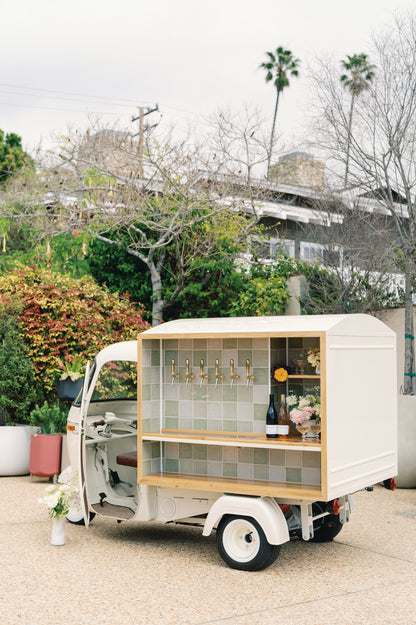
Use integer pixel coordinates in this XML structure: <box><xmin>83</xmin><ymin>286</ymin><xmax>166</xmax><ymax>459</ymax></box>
<box><xmin>199</xmin><ymin>359</ymin><xmax>210</xmax><ymax>387</ymax></box>
<box><xmin>245</xmin><ymin>358</ymin><xmax>256</xmax><ymax>389</ymax></box>
<box><xmin>215</xmin><ymin>359</ymin><xmax>225</xmax><ymax>388</ymax></box>
<box><xmin>230</xmin><ymin>359</ymin><xmax>240</xmax><ymax>388</ymax></box>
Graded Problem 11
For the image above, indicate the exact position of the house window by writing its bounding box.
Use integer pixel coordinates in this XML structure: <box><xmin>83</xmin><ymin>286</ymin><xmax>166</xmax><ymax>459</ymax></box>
<box><xmin>300</xmin><ymin>242</ymin><xmax>341</xmax><ymax>267</ymax></box>
<box><xmin>300</xmin><ymin>241</ymin><xmax>324</xmax><ymax>262</ymax></box>
<box><xmin>269</xmin><ymin>237</ymin><xmax>295</xmax><ymax>258</ymax></box>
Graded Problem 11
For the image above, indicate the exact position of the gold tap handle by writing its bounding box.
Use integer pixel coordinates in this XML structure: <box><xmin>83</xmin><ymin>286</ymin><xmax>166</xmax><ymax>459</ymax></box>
<box><xmin>246</xmin><ymin>359</ymin><xmax>250</xmax><ymax>377</ymax></box>
<box><xmin>215</xmin><ymin>359</ymin><xmax>219</xmax><ymax>376</ymax></box>
<box><xmin>200</xmin><ymin>359</ymin><xmax>204</xmax><ymax>374</ymax></box>
<box><xmin>171</xmin><ymin>359</ymin><xmax>175</xmax><ymax>376</ymax></box>
<box><xmin>230</xmin><ymin>359</ymin><xmax>234</xmax><ymax>376</ymax></box>
<box><xmin>185</xmin><ymin>359</ymin><xmax>190</xmax><ymax>375</ymax></box>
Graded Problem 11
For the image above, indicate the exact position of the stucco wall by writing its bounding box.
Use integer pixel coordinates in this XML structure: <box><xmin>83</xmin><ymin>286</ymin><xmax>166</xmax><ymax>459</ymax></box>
<box><xmin>373</xmin><ymin>307</ymin><xmax>414</xmax><ymax>393</ymax></box>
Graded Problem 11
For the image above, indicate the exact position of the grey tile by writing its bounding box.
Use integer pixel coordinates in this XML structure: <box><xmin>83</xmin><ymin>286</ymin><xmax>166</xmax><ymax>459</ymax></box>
<box><xmin>286</xmin><ymin>467</ymin><xmax>302</xmax><ymax>483</ymax></box>
<box><xmin>254</xmin><ymin>447</ymin><xmax>269</xmax><ymax>465</ymax></box>
<box><xmin>238</xmin><ymin>447</ymin><xmax>254</xmax><ymax>464</ymax></box>
<box><xmin>207</xmin><ymin>446</ymin><xmax>222</xmax><ymax>461</ymax></box>
<box><xmin>223</xmin><ymin>463</ymin><xmax>237</xmax><ymax>478</ymax></box>
<box><xmin>254</xmin><ymin>464</ymin><xmax>270</xmax><ymax>480</ymax></box>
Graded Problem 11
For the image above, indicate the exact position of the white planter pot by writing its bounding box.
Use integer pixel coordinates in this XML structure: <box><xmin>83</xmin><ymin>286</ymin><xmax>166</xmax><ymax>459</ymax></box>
<box><xmin>0</xmin><ymin>425</ymin><xmax>38</xmax><ymax>476</ymax></box>
<box><xmin>396</xmin><ymin>395</ymin><xmax>416</xmax><ymax>488</ymax></box>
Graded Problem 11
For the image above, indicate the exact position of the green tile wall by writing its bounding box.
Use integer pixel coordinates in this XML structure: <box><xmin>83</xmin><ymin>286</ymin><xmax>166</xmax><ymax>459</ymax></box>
<box><xmin>162</xmin><ymin>442</ymin><xmax>321</xmax><ymax>484</ymax></box>
<box><xmin>157</xmin><ymin>337</ymin><xmax>269</xmax><ymax>434</ymax></box>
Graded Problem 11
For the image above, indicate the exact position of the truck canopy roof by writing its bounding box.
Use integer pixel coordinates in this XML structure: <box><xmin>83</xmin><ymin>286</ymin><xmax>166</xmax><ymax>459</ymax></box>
<box><xmin>140</xmin><ymin>314</ymin><xmax>394</xmax><ymax>339</ymax></box>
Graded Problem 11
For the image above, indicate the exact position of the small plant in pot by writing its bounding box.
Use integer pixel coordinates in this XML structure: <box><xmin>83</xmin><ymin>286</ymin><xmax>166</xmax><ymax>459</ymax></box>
<box><xmin>29</xmin><ymin>402</ymin><xmax>68</xmax><ymax>479</ymax></box>
<box><xmin>57</xmin><ymin>354</ymin><xmax>85</xmax><ymax>401</ymax></box>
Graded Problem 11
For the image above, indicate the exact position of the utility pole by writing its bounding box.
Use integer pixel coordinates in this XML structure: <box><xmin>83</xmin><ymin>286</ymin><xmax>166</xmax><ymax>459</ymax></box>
<box><xmin>132</xmin><ymin>104</ymin><xmax>159</xmax><ymax>177</ymax></box>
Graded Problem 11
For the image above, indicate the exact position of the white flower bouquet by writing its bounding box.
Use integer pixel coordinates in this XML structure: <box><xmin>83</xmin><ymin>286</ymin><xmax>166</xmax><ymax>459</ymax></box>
<box><xmin>305</xmin><ymin>348</ymin><xmax>320</xmax><ymax>368</ymax></box>
<box><xmin>286</xmin><ymin>391</ymin><xmax>321</xmax><ymax>424</ymax></box>
<box><xmin>39</xmin><ymin>475</ymin><xmax>79</xmax><ymax>520</ymax></box>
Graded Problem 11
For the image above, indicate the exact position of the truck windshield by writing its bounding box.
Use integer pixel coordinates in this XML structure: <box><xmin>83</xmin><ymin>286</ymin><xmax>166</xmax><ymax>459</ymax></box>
<box><xmin>90</xmin><ymin>360</ymin><xmax>137</xmax><ymax>402</ymax></box>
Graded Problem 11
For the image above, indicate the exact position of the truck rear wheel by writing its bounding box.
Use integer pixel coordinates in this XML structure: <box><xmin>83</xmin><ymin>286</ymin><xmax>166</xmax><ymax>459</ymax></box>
<box><xmin>310</xmin><ymin>503</ymin><xmax>343</xmax><ymax>542</ymax></box>
<box><xmin>216</xmin><ymin>515</ymin><xmax>281</xmax><ymax>571</ymax></box>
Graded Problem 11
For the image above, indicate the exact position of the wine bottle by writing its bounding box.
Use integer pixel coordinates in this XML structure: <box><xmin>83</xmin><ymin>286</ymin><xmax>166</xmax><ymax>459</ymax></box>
<box><xmin>266</xmin><ymin>394</ymin><xmax>278</xmax><ymax>438</ymax></box>
<box><xmin>277</xmin><ymin>394</ymin><xmax>290</xmax><ymax>439</ymax></box>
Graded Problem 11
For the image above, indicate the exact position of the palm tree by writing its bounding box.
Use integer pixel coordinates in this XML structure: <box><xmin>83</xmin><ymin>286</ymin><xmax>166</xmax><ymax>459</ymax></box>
<box><xmin>260</xmin><ymin>47</ymin><xmax>300</xmax><ymax>179</ymax></box>
<box><xmin>340</xmin><ymin>53</ymin><xmax>375</xmax><ymax>187</ymax></box>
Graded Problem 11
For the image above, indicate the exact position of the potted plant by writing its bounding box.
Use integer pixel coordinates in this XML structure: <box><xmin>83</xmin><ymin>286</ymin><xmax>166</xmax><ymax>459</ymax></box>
<box><xmin>57</xmin><ymin>354</ymin><xmax>84</xmax><ymax>401</ymax></box>
<box><xmin>29</xmin><ymin>402</ymin><xmax>68</xmax><ymax>479</ymax></box>
<box><xmin>0</xmin><ymin>302</ymin><xmax>39</xmax><ymax>476</ymax></box>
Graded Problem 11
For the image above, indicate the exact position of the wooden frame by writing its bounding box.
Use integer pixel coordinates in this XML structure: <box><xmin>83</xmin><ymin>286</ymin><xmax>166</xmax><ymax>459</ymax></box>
<box><xmin>137</xmin><ymin>325</ymin><xmax>326</xmax><ymax>500</ymax></box>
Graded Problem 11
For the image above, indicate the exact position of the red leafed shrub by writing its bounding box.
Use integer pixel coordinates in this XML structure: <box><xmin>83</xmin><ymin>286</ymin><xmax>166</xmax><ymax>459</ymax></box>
<box><xmin>0</xmin><ymin>265</ymin><xmax>149</xmax><ymax>400</ymax></box>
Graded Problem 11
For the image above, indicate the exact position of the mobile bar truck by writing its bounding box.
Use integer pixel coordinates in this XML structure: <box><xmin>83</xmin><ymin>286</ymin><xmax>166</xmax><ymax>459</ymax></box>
<box><xmin>65</xmin><ymin>314</ymin><xmax>397</xmax><ymax>570</ymax></box>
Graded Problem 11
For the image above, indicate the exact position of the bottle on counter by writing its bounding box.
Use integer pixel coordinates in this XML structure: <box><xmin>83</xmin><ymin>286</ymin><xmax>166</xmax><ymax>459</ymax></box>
<box><xmin>266</xmin><ymin>394</ymin><xmax>278</xmax><ymax>438</ymax></box>
<box><xmin>277</xmin><ymin>394</ymin><xmax>290</xmax><ymax>439</ymax></box>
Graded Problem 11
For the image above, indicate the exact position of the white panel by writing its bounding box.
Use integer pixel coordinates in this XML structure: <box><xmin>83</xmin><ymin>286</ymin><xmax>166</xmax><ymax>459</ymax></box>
<box><xmin>326</xmin><ymin>335</ymin><xmax>397</xmax><ymax>498</ymax></box>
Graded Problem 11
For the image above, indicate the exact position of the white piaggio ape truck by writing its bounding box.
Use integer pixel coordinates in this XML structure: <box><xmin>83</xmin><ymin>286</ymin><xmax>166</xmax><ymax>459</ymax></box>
<box><xmin>65</xmin><ymin>314</ymin><xmax>397</xmax><ymax>571</ymax></box>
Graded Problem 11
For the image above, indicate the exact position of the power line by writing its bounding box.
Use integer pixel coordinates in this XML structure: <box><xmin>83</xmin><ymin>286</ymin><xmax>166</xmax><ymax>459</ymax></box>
<box><xmin>0</xmin><ymin>87</ymin><xmax>134</xmax><ymax>109</ymax></box>
<box><xmin>0</xmin><ymin>82</ymin><xmax>145</xmax><ymax>107</ymax></box>
<box><xmin>0</xmin><ymin>99</ymin><xmax>119</xmax><ymax>115</ymax></box>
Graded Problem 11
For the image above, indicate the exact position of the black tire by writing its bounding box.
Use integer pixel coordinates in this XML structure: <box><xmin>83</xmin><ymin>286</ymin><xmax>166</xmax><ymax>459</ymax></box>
<box><xmin>216</xmin><ymin>515</ymin><xmax>281</xmax><ymax>571</ymax></box>
<box><xmin>66</xmin><ymin>509</ymin><xmax>96</xmax><ymax>525</ymax></box>
<box><xmin>310</xmin><ymin>502</ymin><xmax>343</xmax><ymax>543</ymax></box>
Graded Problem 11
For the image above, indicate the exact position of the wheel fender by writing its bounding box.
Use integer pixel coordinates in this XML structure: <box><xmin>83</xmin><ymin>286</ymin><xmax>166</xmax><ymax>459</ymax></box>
<box><xmin>202</xmin><ymin>495</ymin><xmax>289</xmax><ymax>545</ymax></box>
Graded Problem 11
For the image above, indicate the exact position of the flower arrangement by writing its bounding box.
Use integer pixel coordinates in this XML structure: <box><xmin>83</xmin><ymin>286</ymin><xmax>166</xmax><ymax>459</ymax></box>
<box><xmin>271</xmin><ymin>366</ymin><xmax>288</xmax><ymax>382</ymax></box>
<box><xmin>305</xmin><ymin>348</ymin><xmax>320</xmax><ymax>368</ymax></box>
<box><xmin>39</xmin><ymin>475</ymin><xmax>79</xmax><ymax>520</ymax></box>
<box><xmin>286</xmin><ymin>391</ymin><xmax>321</xmax><ymax>424</ymax></box>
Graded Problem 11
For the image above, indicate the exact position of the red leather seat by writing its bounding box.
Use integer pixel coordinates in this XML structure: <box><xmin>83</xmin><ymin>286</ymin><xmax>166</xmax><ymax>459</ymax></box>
<box><xmin>116</xmin><ymin>451</ymin><xmax>137</xmax><ymax>468</ymax></box>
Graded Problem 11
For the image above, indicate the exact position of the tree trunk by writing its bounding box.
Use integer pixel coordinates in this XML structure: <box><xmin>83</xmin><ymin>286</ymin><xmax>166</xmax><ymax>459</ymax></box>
<box><xmin>403</xmin><ymin>261</ymin><xmax>416</xmax><ymax>395</ymax></box>
<box><xmin>344</xmin><ymin>94</ymin><xmax>355</xmax><ymax>188</ymax></box>
<box><xmin>266</xmin><ymin>89</ymin><xmax>280</xmax><ymax>180</ymax></box>
<box><xmin>149</xmin><ymin>263</ymin><xmax>165</xmax><ymax>326</ymax></box>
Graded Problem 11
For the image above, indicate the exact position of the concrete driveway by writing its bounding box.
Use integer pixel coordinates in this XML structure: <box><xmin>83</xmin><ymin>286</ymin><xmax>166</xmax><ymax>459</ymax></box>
<box><xmin>0</xmin><ymin>476</ymin><xmax>415</xmax><ymax>625</ymax></box>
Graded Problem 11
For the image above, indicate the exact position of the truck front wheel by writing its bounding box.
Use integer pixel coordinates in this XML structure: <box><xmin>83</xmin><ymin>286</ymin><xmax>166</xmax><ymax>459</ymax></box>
<box><xmin>216</xmin><ymin>515</ymin><xmax>281</xmax><ymax>571</ymax></box>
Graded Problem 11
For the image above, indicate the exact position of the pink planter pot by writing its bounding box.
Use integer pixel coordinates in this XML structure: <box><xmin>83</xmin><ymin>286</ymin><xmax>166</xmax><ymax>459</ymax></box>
<box><xmin>29</xmin><ymin>434</ymin><xmax>63</xmax><ymax>478</ymax></box>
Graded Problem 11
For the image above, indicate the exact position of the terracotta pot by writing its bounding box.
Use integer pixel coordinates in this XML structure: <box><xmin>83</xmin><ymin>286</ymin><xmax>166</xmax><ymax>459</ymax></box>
<box><xmin>29</xmin><ymin>433</ymin><xmax>63</xmax><ymax>478</ymax></box>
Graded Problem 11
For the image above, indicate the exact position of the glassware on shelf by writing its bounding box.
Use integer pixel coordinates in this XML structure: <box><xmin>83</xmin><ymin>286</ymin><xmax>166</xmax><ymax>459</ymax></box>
<box><xmin>310</xmin><ymin>422</ymin><xmax>321</xmax><ymax>438</ymax></box>
<box><xmin>292</xmin><ymin>359</ymin><xmax>306</xmax><ymax>374</ymax></box>
<box><xmin>296</xmin><ymin>420</ymin><xmax>312</xmax><ymax>440</ymax></box>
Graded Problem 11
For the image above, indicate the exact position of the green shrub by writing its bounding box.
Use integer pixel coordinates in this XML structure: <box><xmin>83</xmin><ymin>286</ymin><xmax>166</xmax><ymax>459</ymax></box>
<box><xmin>0</xmin><ymin>265</ymin><xmax>149</xmax><ymax>402</ymax></box>
<box><xmin>0</xmin><ymin>302</ymin><xmax>38</xmax><ymax>425</ymax></box>
<box><xmin>29</xmin><ymin>401</ymin><xmax>67</xmax><ymax>434</ymax></box>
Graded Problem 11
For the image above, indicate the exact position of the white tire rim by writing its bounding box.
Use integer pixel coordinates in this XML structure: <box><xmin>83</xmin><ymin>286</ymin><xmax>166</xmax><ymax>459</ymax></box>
<box><xmin>66</xmin><ymin>494</ymin><xmax>84</xmax><ymax>523</ymax></box>
<box><xmin>222</xmin><ymin>519</ymin><xmax>260</xmax><ymax>563</ymax></box>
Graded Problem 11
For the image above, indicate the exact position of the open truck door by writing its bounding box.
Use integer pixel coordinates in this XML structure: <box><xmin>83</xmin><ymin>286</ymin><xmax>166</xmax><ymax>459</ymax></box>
<box><xmin>76</xmin><ymin>361</ymin><xmax>91</xmax><ymax>526</ymax></box>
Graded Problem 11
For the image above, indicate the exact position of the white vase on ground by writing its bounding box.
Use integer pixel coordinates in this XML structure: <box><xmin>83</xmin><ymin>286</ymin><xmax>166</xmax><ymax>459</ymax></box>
<box><xmin>51</xmin><ymin>516</ymin><xmax>66</xmax><ymax>546</ymax></box>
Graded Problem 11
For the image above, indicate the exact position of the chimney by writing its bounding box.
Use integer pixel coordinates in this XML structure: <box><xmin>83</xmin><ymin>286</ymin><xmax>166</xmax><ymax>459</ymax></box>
<box><xmin>269</xmin><ymin>152</ymin><xmax>325</xmax><ymax>190</ymax></box>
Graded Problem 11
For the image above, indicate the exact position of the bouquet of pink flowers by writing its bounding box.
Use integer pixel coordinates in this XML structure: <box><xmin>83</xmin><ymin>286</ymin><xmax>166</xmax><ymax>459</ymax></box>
<box><xmin>286</xmin><ymin>391</ymin><xmax>320</xmax><ymax>424</ymax></box>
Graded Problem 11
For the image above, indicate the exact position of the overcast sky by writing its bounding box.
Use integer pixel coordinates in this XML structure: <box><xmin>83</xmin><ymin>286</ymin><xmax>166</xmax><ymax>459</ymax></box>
<box><xmin>2</xmin><ymin>0</ymin><xmax>415</xmax><ymax>154</ymax></box>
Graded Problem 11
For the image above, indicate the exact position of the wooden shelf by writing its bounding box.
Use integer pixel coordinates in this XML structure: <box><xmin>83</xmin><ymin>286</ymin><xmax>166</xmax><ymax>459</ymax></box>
<box><xmin>142</xmin><ymin>429</ymin><xmax>321</xmax><ymax>451</ymax></box>
<box><xmin>287</xmin><ymin>374</ymin><xmax>320</xmax><ymax>379</ymax></box>
<box><xmin>139</xmin><ymin>471</ymin><xmax>322</xmax><ymax>499</ymax></box>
